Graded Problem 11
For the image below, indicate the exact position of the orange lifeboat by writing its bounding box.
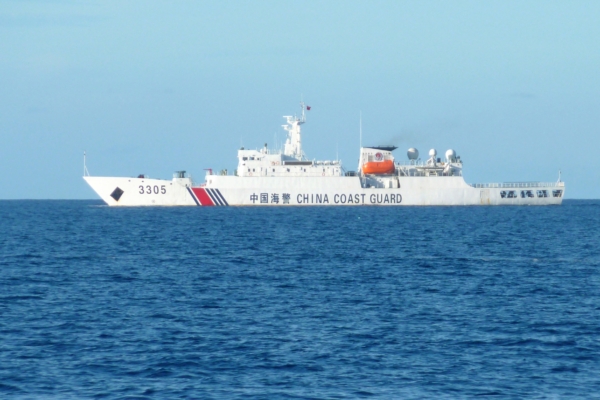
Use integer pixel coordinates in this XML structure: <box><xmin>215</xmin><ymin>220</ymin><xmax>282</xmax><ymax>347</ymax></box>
<box><xmin>362</xmin><ymin>159</ymin><xmax>395</xmax><ymax>175</ymax></box>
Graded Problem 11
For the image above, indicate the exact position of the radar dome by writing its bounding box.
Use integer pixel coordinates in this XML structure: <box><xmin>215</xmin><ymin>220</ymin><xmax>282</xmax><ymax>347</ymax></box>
<box><xmin>429</xmin><ymin>149</ymin><xmax>437</xmax><ymax>158</ymax></box>
<box><xmin>407</xmin><ymin>148</ymin><xmax>419</xmax><ymax>160</ymax></box>
<box><xmin>445</xmin><ymin>149</ymin><xmax>456</xmax><ymax>162</ymax></box>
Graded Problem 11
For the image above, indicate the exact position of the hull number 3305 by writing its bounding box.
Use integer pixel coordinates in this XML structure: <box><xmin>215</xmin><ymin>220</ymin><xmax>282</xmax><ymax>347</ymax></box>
<box><xmin>139</xmin><ymin>185</ymin><xmax>166</xmax><ymax>195</ymax></box>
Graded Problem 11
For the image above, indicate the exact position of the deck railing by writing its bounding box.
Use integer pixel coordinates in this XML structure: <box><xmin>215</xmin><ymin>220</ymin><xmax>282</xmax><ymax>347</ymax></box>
<box><xmin>470</xmin><ymin>182</ymin><xmax>564</xmax><ymax>189</ymax></box>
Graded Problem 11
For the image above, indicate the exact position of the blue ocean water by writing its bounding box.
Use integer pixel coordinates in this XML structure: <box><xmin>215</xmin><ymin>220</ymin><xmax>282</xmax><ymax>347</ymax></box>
<box><xmin>1</xmin><ymin>200</ymin><xmax>599</xmax><ymax>399</ymax></box>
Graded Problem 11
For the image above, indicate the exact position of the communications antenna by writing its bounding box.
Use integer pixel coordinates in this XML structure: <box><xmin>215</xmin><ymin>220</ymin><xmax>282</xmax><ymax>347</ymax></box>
<box><xmin>360</xmin><ymin>112</ymin><xmax>362</xmax><ymax>148</ymax></box>
<box><xmin>83</xmin><ymin>151</ymin><xmax>90</xmax><ymax>176</ymax></box>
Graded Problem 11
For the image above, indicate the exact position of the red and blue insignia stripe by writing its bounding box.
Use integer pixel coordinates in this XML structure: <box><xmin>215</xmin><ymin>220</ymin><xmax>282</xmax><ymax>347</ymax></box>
<box><xmin>207</xmin><ymin>188</ymin><xmax>229</xmax><ymax>206</ymax></box>
<box><xmin>189</xmin><ymin>188</ymin><xmax>228</xmax><ymax>206</ymax></box>
<box><xmin>187</xmin><ymin>187</ymin><xmax>200</xmax><ymax>205</ymax></box>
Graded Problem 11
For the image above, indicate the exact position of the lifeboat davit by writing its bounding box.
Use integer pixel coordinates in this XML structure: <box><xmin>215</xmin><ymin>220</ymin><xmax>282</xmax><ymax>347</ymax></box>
<box><xmin>362</xmin><ymin>160</ymin><xmax>395</xmax><ymax>175</ymax></box>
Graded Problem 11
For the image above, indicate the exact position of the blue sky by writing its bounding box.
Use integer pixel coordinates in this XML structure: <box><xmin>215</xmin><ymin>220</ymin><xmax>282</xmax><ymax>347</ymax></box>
<box><xmin>1</xmin><ymin>0</ymin><xmax>599</xmax><ymax>199</ymax></box>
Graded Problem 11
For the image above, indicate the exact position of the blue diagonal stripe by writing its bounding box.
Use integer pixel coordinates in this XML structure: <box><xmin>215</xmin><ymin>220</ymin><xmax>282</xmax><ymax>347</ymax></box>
<box><xmin>215</xmin><ymin>189</ymin><xmax>229</xmax><ymax>206</ymax></box>
<box><xmin>206</xmin><ymin>189</ymin><xmax>222</xmax><ymax>206</ymax></box>
<box><xmin>187</xmin><ymin>187</ymin><xmax>200</xmax><ymax>206</ymax></box>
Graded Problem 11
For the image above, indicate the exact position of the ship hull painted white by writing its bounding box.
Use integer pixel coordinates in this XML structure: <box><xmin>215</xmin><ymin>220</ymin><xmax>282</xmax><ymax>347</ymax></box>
<box><xmin>84</xmin><ymin>176</ymin><xmax>196</xmax><ymax>206</ymax></box>
<box><xmin>83</xmin><ymin>103</ymin><xmax>564</xmax><ymax>207</ymax></box>
<box><xmin>85</xmin><ymin>175</ymin><xmax>565</xmax><ymax>206</ymax></box>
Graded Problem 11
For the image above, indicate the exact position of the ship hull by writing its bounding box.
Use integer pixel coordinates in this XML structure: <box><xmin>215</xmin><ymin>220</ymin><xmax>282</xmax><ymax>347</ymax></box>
<box><xmin>84</xmin><ymin>176</ymin><xmax>197</xmax><ymax>206</ymax></box>
<box><xmin>84</xmin><ymin>175</ymin><xmax>564</xmax><ymax>206</ymax></box>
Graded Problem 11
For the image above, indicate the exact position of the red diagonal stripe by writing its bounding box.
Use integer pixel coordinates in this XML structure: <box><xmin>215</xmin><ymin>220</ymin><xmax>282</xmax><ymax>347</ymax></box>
<box><xmin>192</xmin><ymin>188</ymin><xmax>215</xmax><ymax>206</ymax></box>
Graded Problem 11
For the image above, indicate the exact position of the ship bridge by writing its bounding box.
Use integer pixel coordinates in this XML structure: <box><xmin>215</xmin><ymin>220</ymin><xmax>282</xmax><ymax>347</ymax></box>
<box><xmin>232</xmin><ymin>103</ymin><xmax>343</xmax><ymax>178</ymax></box>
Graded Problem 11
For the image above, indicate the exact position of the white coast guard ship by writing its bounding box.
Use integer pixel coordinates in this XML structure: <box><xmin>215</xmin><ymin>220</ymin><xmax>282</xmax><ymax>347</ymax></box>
<box><xmin>83</xmin><ymin>103</ymin><xmax>564</xmax><ymax>206</ymax></box>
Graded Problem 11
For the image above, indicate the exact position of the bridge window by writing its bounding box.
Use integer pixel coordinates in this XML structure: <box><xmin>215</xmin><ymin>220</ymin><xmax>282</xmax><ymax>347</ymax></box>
<box><xmin>553</xmin><ymin>190</ymin><xmax>563</xmax><ymax>198</ymax></box>
<box><xmin>242</xmin><ymin>157</ymin><xmax>248</xmax><ymax>161</ymax></box>
<box><xmin>537</xmin><ymin>190</ymin><xmax>548</xmax><ymax>198</ymax></box>
<box><xmin>507</xmin><ymin>191</ymin><xmax>517</xmax><ymax>198</ymax></box>
<box><xmin>500</xmin><ymin>191</ymin><xmax>507</xmax><ymax>198</ymax></box>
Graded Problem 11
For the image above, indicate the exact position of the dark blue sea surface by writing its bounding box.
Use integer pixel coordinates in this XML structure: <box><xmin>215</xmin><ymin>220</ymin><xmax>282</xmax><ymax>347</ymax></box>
<box><xmin>1</xmin><ymin>200</ymin><xmax>599</xmax><ymax>399</ymax></box>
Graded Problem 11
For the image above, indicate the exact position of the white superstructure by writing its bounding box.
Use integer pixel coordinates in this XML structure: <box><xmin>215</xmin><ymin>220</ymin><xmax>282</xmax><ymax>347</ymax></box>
<box><xmin>84</xmin><ymin>103</ymin><xmax>565</xmax><ymax>206</ymax></box>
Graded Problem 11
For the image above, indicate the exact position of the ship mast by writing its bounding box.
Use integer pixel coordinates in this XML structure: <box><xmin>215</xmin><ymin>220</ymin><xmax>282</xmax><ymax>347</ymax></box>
<box><xmin>283</xmin><ymin>102</ymin><xmax>307</xmax><ymax>160</ymax></box>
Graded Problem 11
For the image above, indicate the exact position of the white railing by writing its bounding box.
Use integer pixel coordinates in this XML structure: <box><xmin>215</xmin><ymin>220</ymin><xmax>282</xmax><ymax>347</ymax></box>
<box><xmin>470</xmin><ymin>182</ymin><xmax>564</xmax><ymax>188</ymax></box>
<box><xmin>397</xmin><ymin>167</ymin><xmax>462</xmax><ymax>177</ymax></box>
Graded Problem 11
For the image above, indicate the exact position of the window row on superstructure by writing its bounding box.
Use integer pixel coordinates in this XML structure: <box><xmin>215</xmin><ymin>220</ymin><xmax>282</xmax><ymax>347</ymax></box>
<box><xmin>500</xmin><ymin>190</ymin><xmax>562</xmax><ymax>199</ymax></box>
